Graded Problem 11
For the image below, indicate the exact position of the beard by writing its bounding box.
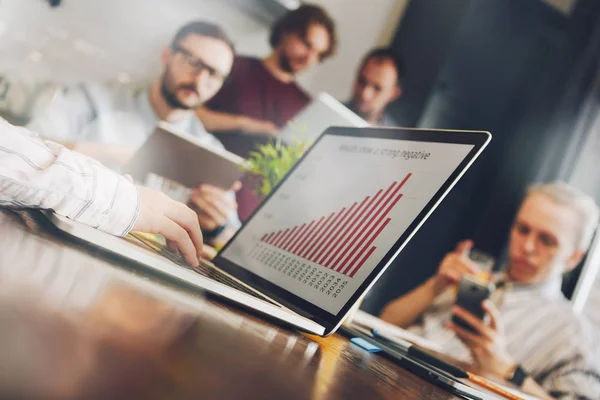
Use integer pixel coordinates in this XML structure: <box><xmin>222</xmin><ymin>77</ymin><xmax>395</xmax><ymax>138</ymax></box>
<box><xmin>160</xmin><ymin>66</ymin><xmax>201</xmax><ymax>110</ymax></box>
<box><xmin>278</xmin><ymin>52</ymin><xmax>308</xmax><ymax>75</ymax></box>
<box><xmin>348</xmin><ymin>99</ymin><xmax>370</xmax><ymax>119</ymax></box>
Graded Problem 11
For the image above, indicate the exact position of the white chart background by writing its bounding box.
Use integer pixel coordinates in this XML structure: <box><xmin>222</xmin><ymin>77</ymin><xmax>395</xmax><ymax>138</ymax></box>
<box><xmin>222</xmin><ymin>135</ymin><xmax>474</xmax><ymax>314</ymax></box>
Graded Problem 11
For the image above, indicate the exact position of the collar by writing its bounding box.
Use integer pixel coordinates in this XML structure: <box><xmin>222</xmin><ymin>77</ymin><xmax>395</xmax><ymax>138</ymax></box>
<box><xmin>493</xmin><ymin>272</ymin><xmax>563</xmax><ymax>300</ymax></box>
<box><xmin>342</xmin><ymin>100</ymin><xmax>396</xmax><ymax>127</ymax></box>
<box><xmin>135</xmin><ymin>87</ymin><xmax>196</xmax><ymax>132</ymax></box>
<box><xmin>135</xmin><ymin>87</ymin><xmax>159</xmax><ymax>127</ymax></box>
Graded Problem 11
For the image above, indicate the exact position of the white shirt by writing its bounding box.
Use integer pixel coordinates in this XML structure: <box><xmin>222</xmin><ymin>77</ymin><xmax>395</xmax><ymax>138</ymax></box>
<box><xmin>408</xmin><ymin>274</ymin><xmax>600</xmax><ymax>400</ymax></box>
<box><xmin>27</xmin><ymin>83</ymin><xmax>220</xmax><ymax>151</ymax></box>
<box><xmin>27</xmin><ymin>83</ymin><xmax>240</xmax><ymax>229</ymax></box>
<box><xmin>0</xmin><ymin>117</ymin><xmax>139</xmax><ymax>236</ymax></box>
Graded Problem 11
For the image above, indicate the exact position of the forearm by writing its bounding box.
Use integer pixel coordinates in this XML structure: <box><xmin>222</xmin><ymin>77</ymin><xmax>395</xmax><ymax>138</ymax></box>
<box><xmin>206</xmin><ymin>209</ymin><xmax>240</xmax><ymax>249</ymax></box>
<box><xmin>195</xmin><ymin>107</ymin><xmax>245</xmax><ymax>133</ymax></box>
<box><xmin>380</xmin><ymin>277</ymin><xmax>439</xmax><ymax>327</ymax></box>
<box><xmin>208</xmin><ymin>226</ymin><xmax>237</xmax><ymax>250</ymax></box>
<box><xmin>0</xmin><ymin>119</ymin><xmax>139</xmax><ymax>236</ymax></box>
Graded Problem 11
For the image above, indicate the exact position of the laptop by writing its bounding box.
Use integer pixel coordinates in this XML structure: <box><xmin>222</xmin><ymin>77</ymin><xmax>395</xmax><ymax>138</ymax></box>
<box><xmin>279</xmin><ymin>92</ymin><xmax>368</xmax><ymax>144</ymax></box>
<box><xmin>46</xmin><ymin>126</ymin><xmax>491</xmax><ymax>337</ymax></box>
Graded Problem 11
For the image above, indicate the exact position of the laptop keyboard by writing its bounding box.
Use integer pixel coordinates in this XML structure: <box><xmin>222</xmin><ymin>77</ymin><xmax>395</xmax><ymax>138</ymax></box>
<box><xmin>127</xmin><ymin>232</ymin><xmax>277</xmax><ymax>306</ymax></box>
<box><xmin>190</xmin><ymin>261</ymin><xmax>274</xmax><ymax>302</ymax></box>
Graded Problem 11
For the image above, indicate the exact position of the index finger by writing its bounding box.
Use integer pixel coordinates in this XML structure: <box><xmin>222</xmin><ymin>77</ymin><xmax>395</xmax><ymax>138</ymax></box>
<box><xmin>231</xmin><ymin>181</ymin><xmax>242</xmax><ymax>192</ymax></box>
<box><xmin>159</xmin><ymin>216</ymin><xmax>199</xmax><ymax>267</ymax></box>
<box><xmin>452</xmin><ymin>306</ymin><xmax>492</xmax><ymax>340</ymax></box>
<box><xmin>447</xmin><ymin>321</ymin><xmax>487</xmax><ymax>348</ymax></box>
<box><xmin>164</xmin><ymin>202</ymin><xmax>204</xmax><ymax>259</ymax></box>
<box><xmin>455</xmin><ymin>240</ymin><xmax>474</xmax><ymax>255</ymax></box>
<box><xmin>482</xmin><ymin>300</ymin><xmax>501</xmax><ymax>331</ymax></box>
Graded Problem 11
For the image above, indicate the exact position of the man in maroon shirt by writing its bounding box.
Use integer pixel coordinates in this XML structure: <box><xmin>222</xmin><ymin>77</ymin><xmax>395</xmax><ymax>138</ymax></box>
<box><xmin>197</xmin><ymin>4</ymin><xmax>337</xmax><ymax>146</ymax></box>
<box><xmin>196</xmin><ymin>4</ymin><xmax>337</xmax><ymax>220</ymax></box>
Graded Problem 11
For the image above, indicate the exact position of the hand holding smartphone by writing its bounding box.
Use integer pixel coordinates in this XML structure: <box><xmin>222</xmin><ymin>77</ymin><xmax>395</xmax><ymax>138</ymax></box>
<box><xmin>452</xmin><ymin>275</ymin><xmax>494</xmax><ymax>333</ymax></box>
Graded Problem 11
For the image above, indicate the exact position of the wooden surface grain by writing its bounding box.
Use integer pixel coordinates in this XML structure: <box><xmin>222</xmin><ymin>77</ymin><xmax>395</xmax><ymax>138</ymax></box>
<box><xmin>0</xmin><ymin>210</ymin><xmax>462</xmax><ymax>400</ymax></box>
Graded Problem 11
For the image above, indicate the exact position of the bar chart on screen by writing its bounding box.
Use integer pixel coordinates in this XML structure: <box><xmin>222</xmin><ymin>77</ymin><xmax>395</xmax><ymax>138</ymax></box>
<box><xmin>221</xmin><ymin>134</ymin><xmax>475</xmax><ymax>313</ymax></box>
<box><xmin>256</xmin><ymin>174</ymin><xmax>411</xmax><ymax>278</ymax></box>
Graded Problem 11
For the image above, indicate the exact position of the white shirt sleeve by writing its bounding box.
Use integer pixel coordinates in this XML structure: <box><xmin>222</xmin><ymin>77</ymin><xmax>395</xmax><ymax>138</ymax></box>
<box><xmin>0</xmin><ymin>118</ymin><xmax>139</xmax><ymax>236</ymax></box>
<box><xmin>226</xmin><ymin>190</ymin><xmax>242</xmax><ymax>229</ymax></box>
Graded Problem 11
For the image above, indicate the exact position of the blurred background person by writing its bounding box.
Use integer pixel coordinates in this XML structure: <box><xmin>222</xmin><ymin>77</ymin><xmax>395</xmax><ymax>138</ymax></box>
<box><xmin>1</xmin><ymin>117</ymin><xmax>204</xmax><ymax>266</ymax></box>
<box><xmin>345</xmin><ymin>47</ymin><xmax>404</xmax><ymax>126</ymax></box>
<box><xmin>196</xmin><ymin>4</ymin><xmax>337</xmax><ymax>222</ymax></box>
<box><xmin>381</xmin><ymin>182</ymin><xmax>600</xmax><ymax>399</ymax></box>
<box><xmin>26</xmin><ymin>21</ymin><xmax>241</xmax><ymax>248</ymax></box>
<box><xmin>196</xmin><ymin>4</ymin><xmax>337</xmax><ymax>150</ymax></box>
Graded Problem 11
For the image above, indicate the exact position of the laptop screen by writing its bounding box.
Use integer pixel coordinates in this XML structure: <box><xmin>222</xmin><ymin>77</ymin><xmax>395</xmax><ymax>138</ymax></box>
<box><xmin>220</xmin><ymin>131</ymin><xmax>483</xmax><ymax>316</ymax></box>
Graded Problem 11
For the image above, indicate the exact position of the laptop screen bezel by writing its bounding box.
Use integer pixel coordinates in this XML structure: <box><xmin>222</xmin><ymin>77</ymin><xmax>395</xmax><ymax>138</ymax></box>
<box><xmin>214</xmin><ymin>127</ymin><xmax>491</xmax><ymax>333</ymax></box>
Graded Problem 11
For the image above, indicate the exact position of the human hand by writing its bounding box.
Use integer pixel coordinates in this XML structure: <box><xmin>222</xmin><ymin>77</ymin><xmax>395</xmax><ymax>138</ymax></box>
<box><xmin>433</xmin><ymin>240</ymin><xmax>480</xmax><ymax>294</ymax></box>
<box><xmin>189</xmin><ymin>182</ymin><xmax>240</xmax><ymax>231</ymax></box>
<box><xmin>238</xmin><ymin>117</ymin><xmax>279</xmax><ymax>136</ymax></box>
<box><xmin>447</xmin><ymin>300</ymin><xmax>516</xmax><ymax>379</ymax></box>
<box><xmin>199</xmin><ymin>244</ymin><xmax>218</xmax><ymax>260</ymax></box>
<box><xmin>132</xmin><ymin>186</ymin><xmax>203</xmax><ymax>267</ymax></box>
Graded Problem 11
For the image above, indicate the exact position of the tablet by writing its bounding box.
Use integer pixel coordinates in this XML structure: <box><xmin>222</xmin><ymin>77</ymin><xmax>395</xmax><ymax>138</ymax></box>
<box><xmin>124</xmin><ymin>122</ymin><xmax>247</xmax><ymax>190</ymax></box>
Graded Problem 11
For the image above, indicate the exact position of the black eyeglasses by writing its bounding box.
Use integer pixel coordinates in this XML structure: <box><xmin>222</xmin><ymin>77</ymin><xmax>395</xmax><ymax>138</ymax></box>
<box><xmin>172</xmin><ymin>46</ymin><xmax>228</xmax><ymax>83</ymax></box>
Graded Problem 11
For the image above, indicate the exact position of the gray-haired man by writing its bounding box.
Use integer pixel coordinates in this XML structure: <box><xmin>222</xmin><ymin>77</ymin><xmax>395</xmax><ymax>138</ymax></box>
<box><xmin>381</xmin><ymin>182</ymin><xmax>600</xmax><ymax>400</ymax></box>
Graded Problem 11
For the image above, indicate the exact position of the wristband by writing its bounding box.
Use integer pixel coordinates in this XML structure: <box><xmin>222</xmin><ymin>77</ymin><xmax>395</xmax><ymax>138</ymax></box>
<box><xmin>506</xmin><ymin>364</ymin><xmax>528</xmax><ymax>388</ymax></box>
<box><xmin>203</xmin><ymin>224</ymin><xmax>227</xmax><ymax>240</ymax></box>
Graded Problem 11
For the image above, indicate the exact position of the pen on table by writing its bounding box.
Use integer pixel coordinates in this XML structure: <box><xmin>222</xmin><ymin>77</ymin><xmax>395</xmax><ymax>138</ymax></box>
<box><xmin>371</xmin><ymin>328</ymin><xmax>524</xmax><ymax>400</ymax></box>
<box><xmin>371</xmin><ymin>329</ymin><xmax>468</xmax><ymax>379</ymax></box>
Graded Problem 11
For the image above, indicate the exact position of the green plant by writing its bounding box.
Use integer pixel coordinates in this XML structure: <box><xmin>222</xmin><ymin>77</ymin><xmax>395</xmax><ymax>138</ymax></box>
<box><xmin>244</xmin><ymin>123</ymin><xmax>310</xmax><ymax>198</ymax></box>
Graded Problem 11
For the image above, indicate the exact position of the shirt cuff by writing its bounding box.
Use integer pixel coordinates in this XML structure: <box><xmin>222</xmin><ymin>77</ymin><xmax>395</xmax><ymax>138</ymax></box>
<box><xmin>68</xmin><ymin>156</ymin><xmax>140</xmax><ymax>237</ymax></box>
<box><xmin>94</xmin><ymin>173</ymin><xmax>140</xmax><ymax>236</ymax></box>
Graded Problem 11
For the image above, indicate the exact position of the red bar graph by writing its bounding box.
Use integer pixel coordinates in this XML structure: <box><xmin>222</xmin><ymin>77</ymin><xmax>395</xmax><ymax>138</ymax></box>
<box><xmin>306</xmin><ymin>207</ymin><xmax>348</xmax><ymax>262</ymax></box>
<box><xmin>346</xmin><ymin>217</ymin><xmax>391</xmax><ymax>277</ymax></box>
<box><xmin>313</xmin><ymin>203</ymin><xmax>357</xmax><ymax>264</ymax></box>
<box><xmin>284</xmin><ymin>223</ymin><xmax>306</xmax><ymax>252</ymax></box>
<box><xmin>315</xmin><ymin>197</ymin><xmax>370</xmax><ymax>265</ymax></box>
<box><xmin>334</xmin><ymin>173</ymin><xmax>410</xmax><ymax>272</ymax></box>
<box><xmin>350</xmin><ymin>246</ymin><xmax>377</xmax><ymax>278</ymax></box>
<box><xmin>297</xmin><ymin>216</ymin><xmax>326</xmax><ymax>256</ymax></box>
<box><xmin>279</xmin><ymin>226</ymin><xmax>298</xmax><ymax>250</ymax></box>
<box><xmin>323</xmin><ymin>191</ymin><xmax>382</xmax><ymax>268</ymax></box>
<box><xmin>290</xmin><ymin>220</ymin><xmax>316</xmax><ymax>254</ymax></box>
<box><xmin>269</xmin><ymin>231</ymin><xmax>282</xmax><ymax>245</ymax></box>
<box><xmin>298</xmin><ymin>213</ymin><xmax>335</xmax><ymax>258</ymax></box>
<box><xmin>259</xmin><ymin>174</ymin><xmax>412</xmax><ymax>277</ymax></box>
<box><xmin>265</xmin><ymin>232</ymin><xmax>275</xmax><ymax>244</ymax></box>
<box><xmin>273</xmin><ymin>228</ymin><xmax>290</xmax><ymax>248</ymax></box>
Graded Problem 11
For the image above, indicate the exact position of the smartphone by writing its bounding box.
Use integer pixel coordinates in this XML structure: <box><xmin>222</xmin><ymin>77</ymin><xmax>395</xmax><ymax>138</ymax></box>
<box><xmin>452</xmin><ymin>275</ymin><xmax>493</xmax><ymax>333</ymax></box>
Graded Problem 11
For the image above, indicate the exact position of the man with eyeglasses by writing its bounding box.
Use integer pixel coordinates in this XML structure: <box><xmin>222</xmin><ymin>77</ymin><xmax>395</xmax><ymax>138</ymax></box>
<box><xmin>196</xmin><ymin>5</ymin><xmax>337</xmax><ymax>221</ymax></box>
<box><xmin>27</xmin><ymin>21</ymin><xmax>241</xmax><ymax>251</ymax></box>
<box><xmin>380</xmin><ymin>182</ymin><xmax>600</xmax><ymax>400</ymax></box>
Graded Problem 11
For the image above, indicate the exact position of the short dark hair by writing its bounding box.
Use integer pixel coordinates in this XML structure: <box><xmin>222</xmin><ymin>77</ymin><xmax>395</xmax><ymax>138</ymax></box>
<box><xmin>361</xmin><ymin>47</ymin><xmax>405</xmax><ymax>87</ymax></box>
<box><xmin>171</xmin><ymin>21</ymin><xmax>235</xmax><ymax>53</ymax></box>
<box><xmin>269</xmin><ymin>4</ymin><xmax>337</xmax><ymax>61</ymax></box>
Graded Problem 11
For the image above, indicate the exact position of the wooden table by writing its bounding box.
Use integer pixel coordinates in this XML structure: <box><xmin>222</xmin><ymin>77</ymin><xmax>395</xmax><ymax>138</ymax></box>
<box><xmin>0</xmin><ymin>209</ymin><xmax>462</xmax><ymax>400</ymax></box>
